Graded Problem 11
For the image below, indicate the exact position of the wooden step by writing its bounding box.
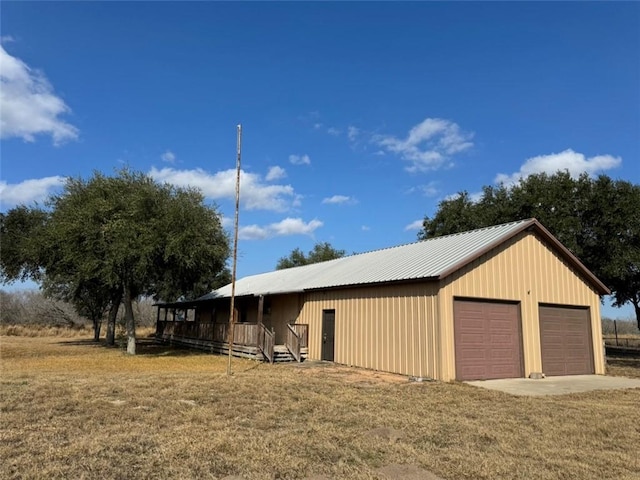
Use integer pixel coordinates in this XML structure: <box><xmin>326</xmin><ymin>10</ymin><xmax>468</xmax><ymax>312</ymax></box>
<box><xmin>271</xmin><ymin>345</ymin><xmax>308</xmax><ymax>363</ymax></box>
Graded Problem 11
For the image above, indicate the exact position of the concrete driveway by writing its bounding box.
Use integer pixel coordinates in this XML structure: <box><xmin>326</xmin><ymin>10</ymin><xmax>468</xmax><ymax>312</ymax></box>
<box><xmin>466</xmin><ymin>374</ymin><xmax>640</xmax><ymax>396</ymax></box>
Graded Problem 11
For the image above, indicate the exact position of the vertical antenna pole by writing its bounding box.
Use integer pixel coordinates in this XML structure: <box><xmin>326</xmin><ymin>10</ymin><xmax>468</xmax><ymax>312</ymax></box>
<box><xmin>227</xmin><ymin>124</ymin><xmax>242</xmax><ymax>376</ymax></box>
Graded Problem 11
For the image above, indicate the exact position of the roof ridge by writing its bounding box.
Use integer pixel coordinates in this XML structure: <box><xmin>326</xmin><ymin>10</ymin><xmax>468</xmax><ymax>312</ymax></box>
<box><xmin>220</xmin><ymin>218</ymin><xmax>535</xmax><ymax>280</ymax></box>
<box><xmin>340</xmin><ymin>218</ymin><xmax>534</xmax><ymax>258</ymax></box>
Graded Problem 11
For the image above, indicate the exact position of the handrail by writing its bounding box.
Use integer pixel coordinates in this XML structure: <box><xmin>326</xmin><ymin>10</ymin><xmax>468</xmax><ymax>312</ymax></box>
<box><xmin>286</xmin><ymin>324</ymin><xmax>302</xmax><ymax>363</ymax></box>
<box><xmin>258</xmin><ymin>323</ymin><xmax>274</xmax><ymax>363</ymax></box>
<box><xmin>290</xmin><ymin>323</ymin><xmax>309</xmax><ymax>348</ymax></box>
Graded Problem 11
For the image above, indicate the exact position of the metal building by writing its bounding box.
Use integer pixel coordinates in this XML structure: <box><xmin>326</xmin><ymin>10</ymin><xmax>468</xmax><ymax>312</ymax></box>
<box><xmin>158</xmin><ymin>219</ymin><xmax>609</xmax><ymax>381</ymax></box>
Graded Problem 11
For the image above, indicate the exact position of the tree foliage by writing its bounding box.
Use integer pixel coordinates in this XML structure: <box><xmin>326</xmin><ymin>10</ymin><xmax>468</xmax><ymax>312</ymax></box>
<box><xmin>419</xmin><ymin>171</ymin><xmax>640</xmax><ymax>329</ymax></box>
<box><xmin>276</xmin><ymin>242</ymin><xmax>346</xmax><ymax>270</ymax></box>
<box><xmin>0</xmin><ymin>206</ymin><xmax>48</xmax><ymax>282</ymax></box>
<box><xmin>0</xmin><ymin>169</ymin><xmax>230</xmax><ymax>352</ymax></box>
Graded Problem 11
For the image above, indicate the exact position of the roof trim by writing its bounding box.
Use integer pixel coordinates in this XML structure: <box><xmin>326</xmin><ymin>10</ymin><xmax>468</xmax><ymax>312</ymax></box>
<box><xmin>437</xmin><ymin>218</ymin><xmax>610</xmax><ymax>295</ymax></box>
<box><xmin>303</xmin><ymin>275</ymin><xmax>440</xmax><ymax>293</ymax></box>
<box><xmin>153</xmin><ymin>300</ymin><xmax>201</xmax><ymax>308</ymax></box>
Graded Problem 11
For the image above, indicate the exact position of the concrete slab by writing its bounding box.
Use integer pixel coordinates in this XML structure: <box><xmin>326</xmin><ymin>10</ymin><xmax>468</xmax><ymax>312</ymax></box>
<box><xmin>466</xmin><ymin>375</ymin><xmax>640</xmax><ymax>396</ymax></box>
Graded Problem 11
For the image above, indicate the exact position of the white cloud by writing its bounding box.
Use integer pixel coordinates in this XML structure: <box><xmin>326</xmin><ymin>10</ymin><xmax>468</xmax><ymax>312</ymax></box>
<box><xmin>404</xmin><ymin>220</ymin><xmax>424</xmax><ymax>231</ymax></box>
<box><xmin>347</xmin><ymin>125</ymin><xmax>360</xmax><ymax>142</ymax></box>
<box><xmin>0</xmin><ymin>45</ymin><xmax>78</xmax><ymax>145</ymax></box>
<box><xmin>265</xmin><ymin>166</ymin><xmax>286</xmax><ymax>181</ymax></box>
<box><xmin>219</xmin><ymin>215</ymin><xmax>232</xmax><ymax>229</ymax></box>
<box><xmin>495</xmin><ymin>149</ymin><xmax>622</xmax><ymax>187</ymax></box>
<box><xmin>322</xmin><ymin>194</ymin><xmax>354</xmax><ymax>205</ymax></box>
<box><xmin>289</xmin><ymin>154</ymin><xmax>311</xmax><ymax>165</ymax></box>
<box><xmin>149</xmin><ymin>167</ymin><xmax>296</xmax><ymax>212</ymax></box>
<box><xmin>0</xmin><ymin>176</ymin><xmax>65</xmax><ymax>206</ymax></box>
<box><xmin>313</xmin><ymin>123</ymin><xmax>323</xmax><ymax>130</ymax></box>
<box><xmin>238</xmin><ymin>217</ymin><xmax>323</xmax><ymax>240</ymax></box>
<box><xmin>1</xmin><ymin>35</ymin><xmax>16</xmax><ymax>44</ymax></box>
<box><xmin>422</xmin><ymin>183</ymin><xmax>439</xmax><ymax>197</ymax></box>
<box><xmin>161</xmin><ymin>150</ymin><xmax>176</xmax><ymax>163</ymax></box>
<box><xmin>237</xmin><ymin>224</ymin><xmax>270</xmax><ymax>240</ymax></box>
<box><xmin>375</xmin><ymin>118</ymin><xmax>473</xmax><ymax>172</ymax></box>
<box><xmin>469</xmin><ymin>191</ymin><xmax>483</xmax><ymax>203</ymax></box>
<box><xmin>361</xmin><ymin>225</ymin><xmax>371</xmax><ymax>231</ymax></box>
<box><xmin>443</xmin><ymin>191</ymin><xmax>483</xmax><ymax>203</ymax></box>
<box><xmin>327</xmin><ymin>127</ymin><xmax>341</xmax><ymax>136</ymax></box>
<box><xmin>407</xmin><ymin>181</ymin><xmax>439</xmax><ymax>197</ymax></box>
<box><xmin>270</xmin><ymin>217</ymin><xmax>322</xmax><ymax>236</ymax></box>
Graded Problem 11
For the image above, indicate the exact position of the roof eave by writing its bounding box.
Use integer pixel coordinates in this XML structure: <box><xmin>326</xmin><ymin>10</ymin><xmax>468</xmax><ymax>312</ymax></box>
<box><xmin>527</xmin><ymin>219</ymin><xmax>611</xmax><ymax>295</ymax></box>
<box><xmin>303</xmin><ymin>276</ymin><xmax>440</xmax><ymax>293</ymax></box>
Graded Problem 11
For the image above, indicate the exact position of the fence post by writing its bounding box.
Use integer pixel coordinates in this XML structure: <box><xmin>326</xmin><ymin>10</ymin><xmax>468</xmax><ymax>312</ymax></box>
<box><xmin>614</xmin><ymin>319</ymin><xmax>619</xmax><ymax>346</ymax></box>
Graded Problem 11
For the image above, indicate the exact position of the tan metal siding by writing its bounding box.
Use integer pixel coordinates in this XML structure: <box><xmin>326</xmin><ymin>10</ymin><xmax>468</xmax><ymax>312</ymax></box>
<box><xmin>297</xmin><ymin>283</ymin><xmax>439</xmax><ymax>378</ymax></box>
<box><xmin>439</xmin><ymin>231</ymin><xmax>604</xmax><ymax>381</ymax></box>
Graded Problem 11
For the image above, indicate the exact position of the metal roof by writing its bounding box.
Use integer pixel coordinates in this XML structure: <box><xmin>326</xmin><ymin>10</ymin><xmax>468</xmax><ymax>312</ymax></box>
<box><xmin>200</xmin><ymin>219</ymin><xmax>554</xmax><ymax>300</ymax></box>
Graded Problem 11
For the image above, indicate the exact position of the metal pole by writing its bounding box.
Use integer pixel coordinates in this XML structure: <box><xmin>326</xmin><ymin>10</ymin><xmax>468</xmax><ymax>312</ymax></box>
<box><xmin>227</xmin><ymin>124</ymin><xmax>242</xmax><ymax>376</ymax></box>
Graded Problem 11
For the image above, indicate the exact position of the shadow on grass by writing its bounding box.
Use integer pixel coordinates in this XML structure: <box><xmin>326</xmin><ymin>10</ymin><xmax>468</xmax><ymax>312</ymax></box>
<box><xmin>607</xmin><ymin>356</ymin><xmax>640</xmax><ymax>369</ymax></box>
<box><xmin>56</xmin><ymin>336</ymin><xmax>212</xmax><ymax>357</ymax></box>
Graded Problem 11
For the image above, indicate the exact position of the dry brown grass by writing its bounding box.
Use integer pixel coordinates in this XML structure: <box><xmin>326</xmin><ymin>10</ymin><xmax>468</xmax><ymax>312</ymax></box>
<box><xmin>1</xmin><ymin>336</ymin><xmax>639</xmax><ymax>480</ymax></box>
<box><xmin>0</xmin><ymin>324</ymin><xmax>92</xmax><ymax>337</ymax></box>
<box><xmin>607</xmin><ymin>357</ymin><xmax>640</xmax><ymax>379</ymax></box>
<box><xmin>0</xmin><ymin>324</ymin><xmax>157</xmax><ymax>338</ymax></box>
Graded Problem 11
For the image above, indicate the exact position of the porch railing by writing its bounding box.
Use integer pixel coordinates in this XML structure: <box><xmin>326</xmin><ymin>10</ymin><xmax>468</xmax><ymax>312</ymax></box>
<box><xmin>289</xmin><ymin>323</ymin><xmax>309</xmax><ymax>348</ymax></box>
<box><xmin>286</xmin><ymin>324</ymin><xmax>302</xmax><ymax>362</ymax></box>
<box><xmin>156</xmin><ymin>320</ymin><xmax>308</xmax><ymax>363</ymax></box>
<box><xmin>156</xmin><ymin>321</ymin><xmax>259</xmax><ymax>347</ymax></box>
<box><xmin>258</xmin><ymin>323</ymin><xmax>274</xmax><ymax>363</ymax></box>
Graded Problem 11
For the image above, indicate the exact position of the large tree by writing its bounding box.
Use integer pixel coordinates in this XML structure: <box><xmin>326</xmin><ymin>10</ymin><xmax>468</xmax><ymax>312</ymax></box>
<box><xmin>418</xmin><ymin>172</ymin><xmax>640</xmax><ymax>329</ymax></box>
<box><xmin>0</xmin><ymin>169</ymin><xmax>230</xmax><ymax>352</ymax></box>
<box><xmin>276</xmin><ymin>242</ymin><xmax>346</xmax><ymax>270</ymax></box>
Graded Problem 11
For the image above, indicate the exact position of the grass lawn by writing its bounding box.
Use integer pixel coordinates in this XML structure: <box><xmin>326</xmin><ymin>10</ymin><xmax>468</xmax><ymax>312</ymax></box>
<box><xmin>1</xmin><ymin>335</ymin><xmax>639</xmax><ymax>480</ymax></box>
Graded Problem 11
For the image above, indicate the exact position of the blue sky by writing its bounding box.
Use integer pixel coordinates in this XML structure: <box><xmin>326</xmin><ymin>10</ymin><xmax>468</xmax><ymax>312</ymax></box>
<box><xmin>1</xmin><ymin>2</ymin><xmax>638</xmax><ymax>318</ymax></box>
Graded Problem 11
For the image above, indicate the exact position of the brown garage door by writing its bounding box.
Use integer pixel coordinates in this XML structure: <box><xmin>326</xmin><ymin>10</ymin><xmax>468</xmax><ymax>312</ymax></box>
<box><xmin>539</xmin><ymin>305</ymin><xmax>594</xmax><ymax>376</ymax></box>
<box><xmin>454</xmin><ymin>300</ymin><xmax>523</xmax><ymax>381</ymax></box>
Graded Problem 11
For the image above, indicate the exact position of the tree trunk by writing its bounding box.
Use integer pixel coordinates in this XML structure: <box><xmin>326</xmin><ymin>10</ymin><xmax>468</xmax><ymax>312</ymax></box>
<box><xmin>106</xmin><ymin>290</ymin><xmax>122</xmax><ymax>346</ymax></box>
<box><xmin>634</xmin><ymin>301</ymin><xmax>640</xmax><ymax>332</ymax></box>
<box><xmin>93</xmin><ymin>317</ymin><xmax>102</xmax><ymax>342</ymax></box>
<box><xmin>123</xmin><ymin>284</ymin><xmax>136</xmax><ymax>355</ymax></box>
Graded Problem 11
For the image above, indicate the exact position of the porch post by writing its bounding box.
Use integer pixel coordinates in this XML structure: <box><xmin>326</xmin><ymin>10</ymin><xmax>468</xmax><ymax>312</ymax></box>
<box><xmin>256</xmin><ymin>295</ymin><xmax>264</xmax><ymax>349</ymax></box>
<box><xmin>257</xmin><ymin>295</ymin><xmax>264</xmax><ymax>326</ymax></box>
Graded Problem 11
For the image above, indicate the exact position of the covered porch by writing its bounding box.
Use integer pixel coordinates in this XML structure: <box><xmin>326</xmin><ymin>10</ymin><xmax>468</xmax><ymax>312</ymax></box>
<box><xmin>154</xmin><ymin>296</ymin><xmax>308</xmax><ymax>363</ymax></box>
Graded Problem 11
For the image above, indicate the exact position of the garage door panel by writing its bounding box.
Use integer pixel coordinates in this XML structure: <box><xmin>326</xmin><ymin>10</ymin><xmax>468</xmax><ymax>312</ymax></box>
<box><xmin>459</xmin><ymin>366</ymin><xmax>487</xmax><ymax>378</ymax></box>
<box><xmin>490</xmin><ymin>334</ymin><xmax>515</xmax><ymax>343</ymax></box>
<box><xmin>454</xmin><ymin>300</ymin><xmax>523</xmax><ymax>381</ymax></box>
<box><xmin>491</xmin><ymin>366</ymin><xmax>517</xmax><ymax>376</ymax></box>
<box><xmin>459</xmin><ymin>334</ymin><xmax>485</xmax><ymax>344</ymax></box>
<box><xmin>539</xmin><ymin>306</ymin><xmax>594</xmax><ymax>376</ymax></box>
<box><xmin>458</xmin><ymin>350</ymin><xmax>486</xmax><ymax>361</ymax></box>
<box><xmin>491</xmin><ymin>348</ymin><xmax>516</xmax><ymax>360</ymax></box>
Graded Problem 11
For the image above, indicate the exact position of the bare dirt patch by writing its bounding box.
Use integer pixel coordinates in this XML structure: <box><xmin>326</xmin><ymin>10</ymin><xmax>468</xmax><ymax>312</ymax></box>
<box><xmin>2</xmin><ymin>335</ymin><xmax>640</xmax><ymax>480</ymax></box>
<box><xmin>288</xmin><ymin>362</ymin><xmax>408</xmax><ymax>386</ymax></box>
<box><xmin>376</xmin><ymin>464</ymin><xmax>444</xmax><ymax>480</ymax></box>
